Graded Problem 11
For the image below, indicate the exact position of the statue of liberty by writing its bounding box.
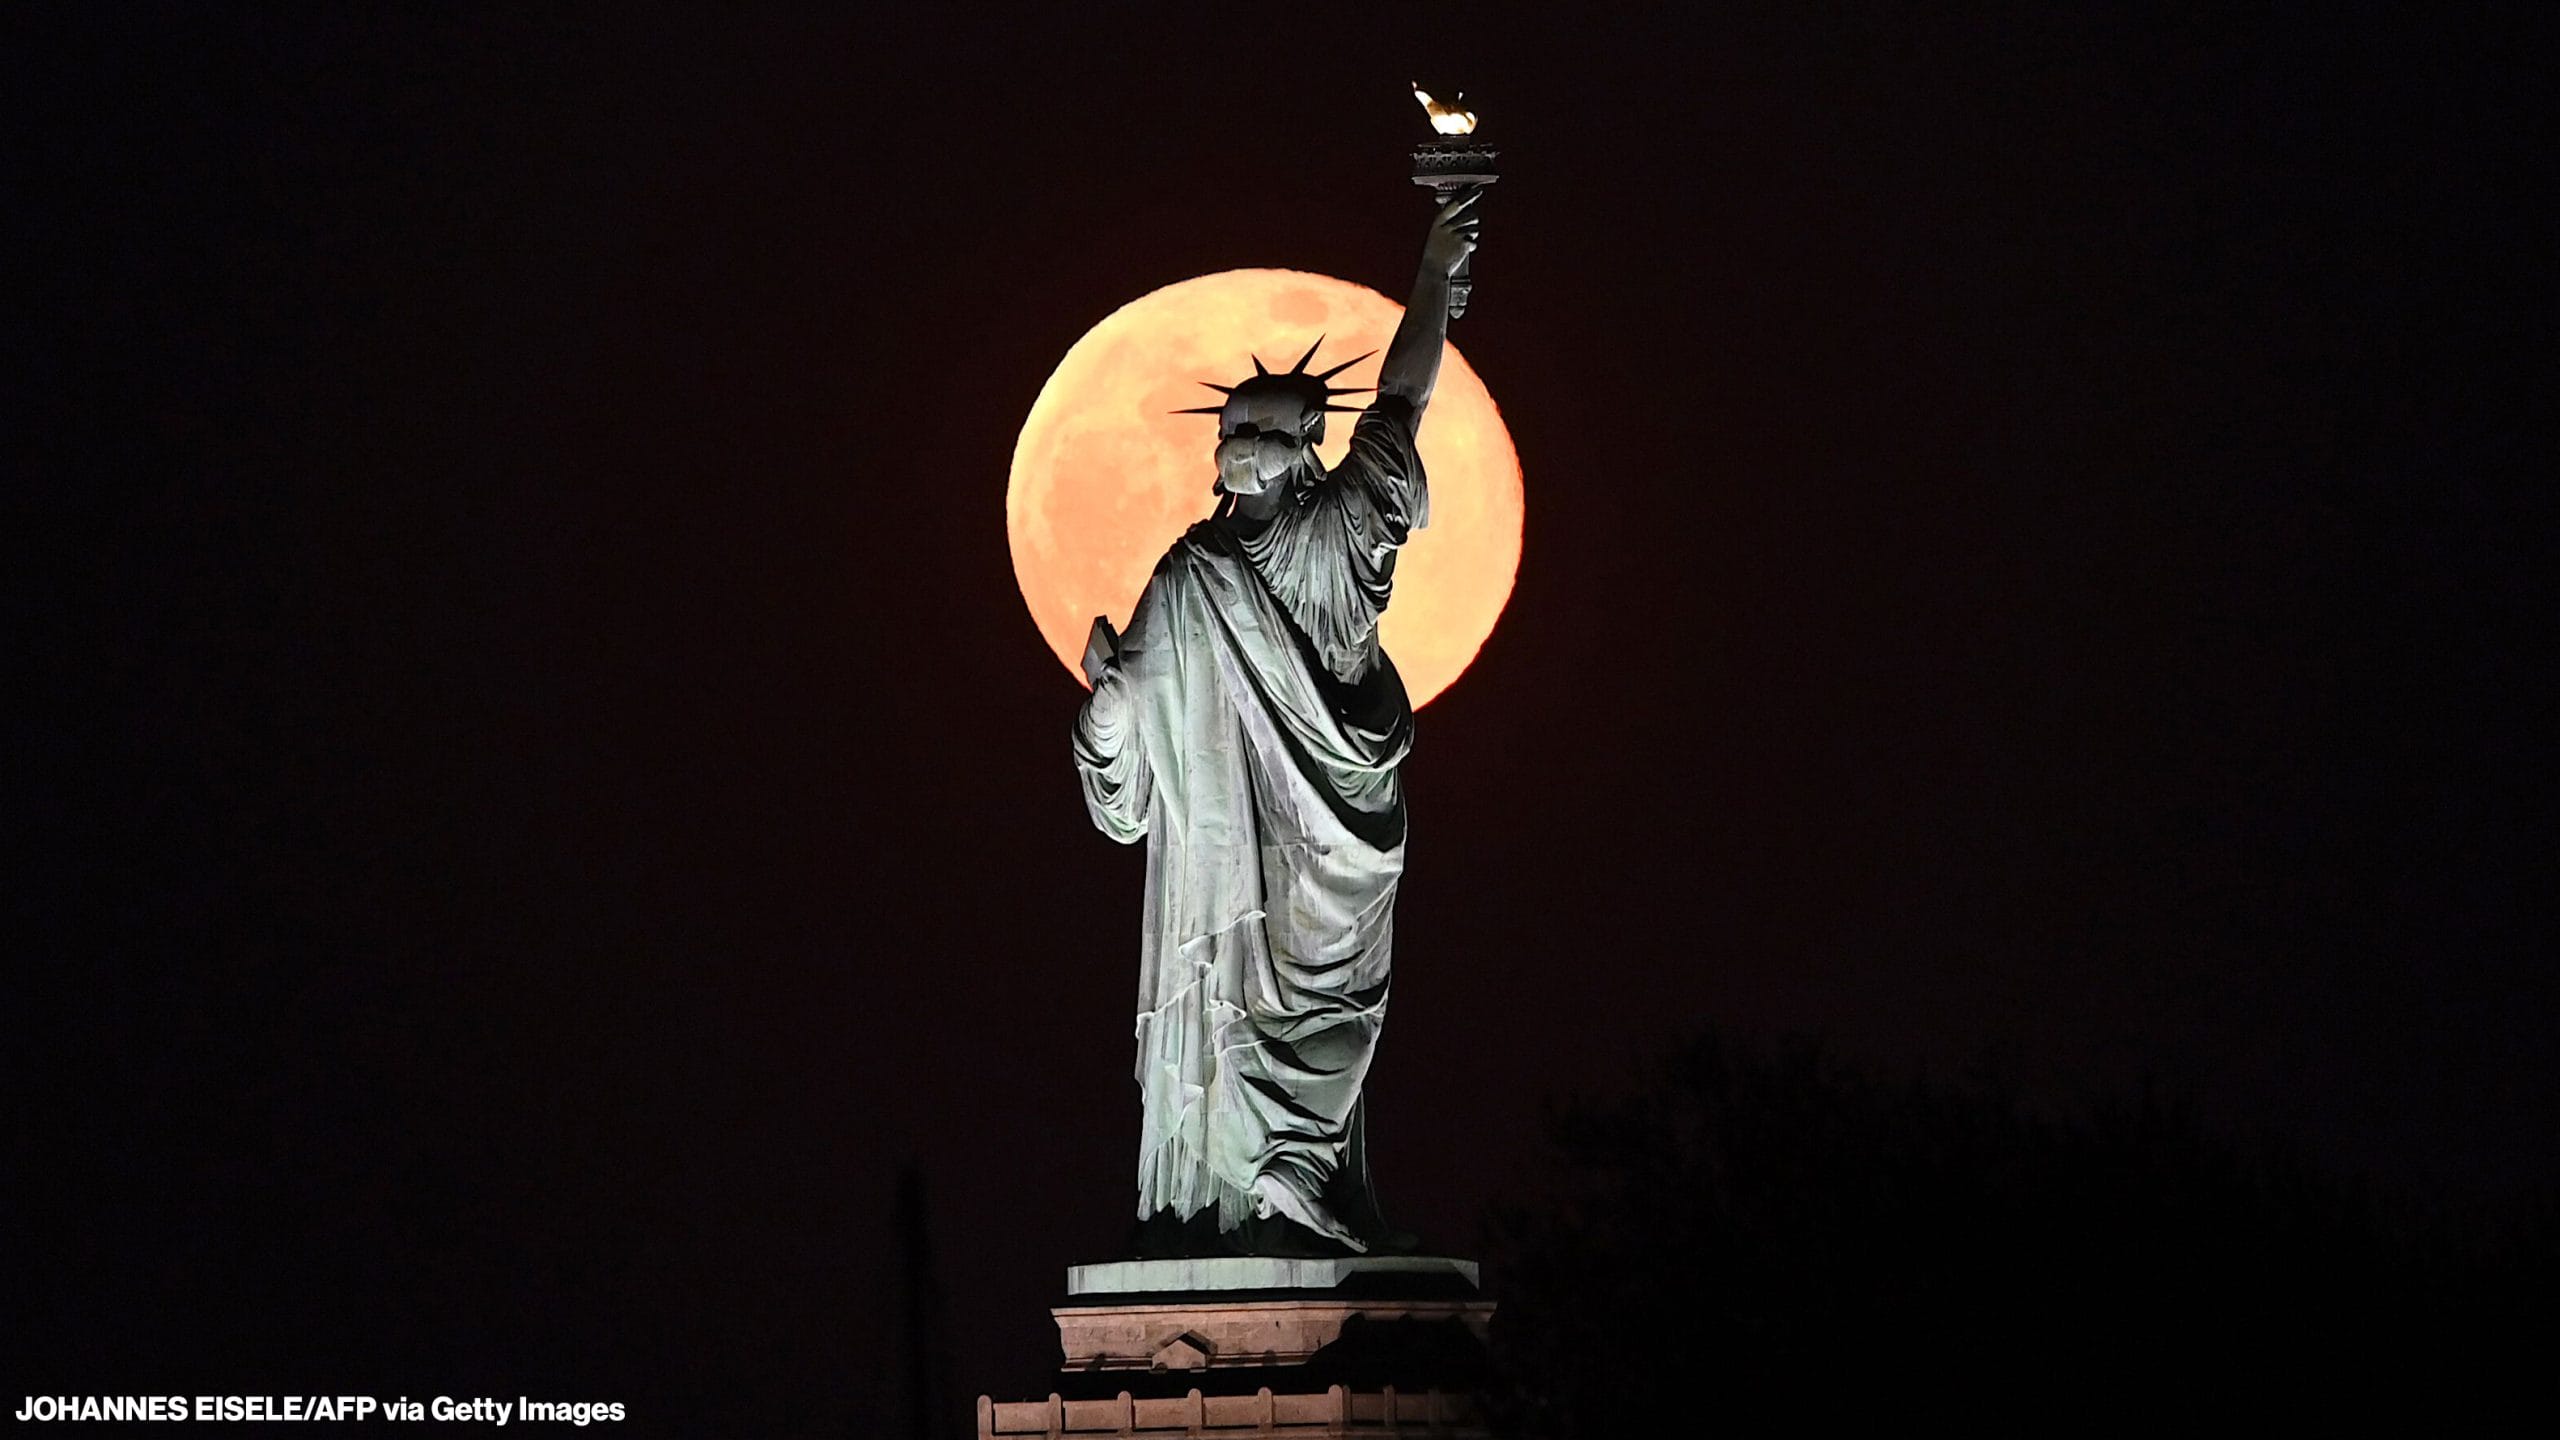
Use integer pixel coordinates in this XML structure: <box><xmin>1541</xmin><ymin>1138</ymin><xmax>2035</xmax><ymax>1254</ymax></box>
<box><xmin>1072</xmin><ymin>190</ymin><xmax>1483</xmax><ymax>1255</ymax></box>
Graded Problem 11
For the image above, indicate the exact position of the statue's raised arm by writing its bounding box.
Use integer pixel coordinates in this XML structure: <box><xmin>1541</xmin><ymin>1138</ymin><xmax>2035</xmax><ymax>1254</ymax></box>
<box><xmin>1374</xmin><ymin>188</ymin><xmax>1484</xmax><ymax>419</ymax></box>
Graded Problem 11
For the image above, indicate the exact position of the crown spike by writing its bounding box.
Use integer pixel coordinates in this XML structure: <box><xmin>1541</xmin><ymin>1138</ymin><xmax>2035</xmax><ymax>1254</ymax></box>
<box><xmin>1198</xmin><ymin>381</ymin><xmax>1236</xmax><ymax>395</ymax></box>
<box><xmin>1290</xmin><ymin>334</ymin><xmax>1328</xmax><ymax>375</ymax></box>
<box><xmin>1321</xmin><ymin>404</ymin><xmax>1361</xmax><ymax>413</ymax></box>
<box><xmin>1171</xmin><ymin>405</ymin><xmax>1227</xmax><ymax>414</ymax></box>
<box><xmin>1312</xmin><ymin>350</ymin><xmax>1377</xmax><ymax>382</ymax></box>
<box><xmin>1250</xmin><ymin>354</ymin><xmax>1270</xmax><ymax>377</ymax></box>
<box><xmin>1320</xmin><ymin>348</ymin><xmax>1382</xmax><ymax>379</ymax></box>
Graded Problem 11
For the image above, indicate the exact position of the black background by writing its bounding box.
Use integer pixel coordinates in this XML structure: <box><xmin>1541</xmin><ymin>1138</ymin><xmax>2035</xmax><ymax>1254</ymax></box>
<box><xmin>14</xmin><ymin>3</ymin><xmax>2550</xmax><ymax>1430</ymax></box>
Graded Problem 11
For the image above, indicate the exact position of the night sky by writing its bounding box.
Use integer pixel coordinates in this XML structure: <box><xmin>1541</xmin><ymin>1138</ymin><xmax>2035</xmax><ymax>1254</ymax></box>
<box><xmin>16</xmin><ymin>3</ymin><xmax>2551</xmax><ymax>1429</ymax></box>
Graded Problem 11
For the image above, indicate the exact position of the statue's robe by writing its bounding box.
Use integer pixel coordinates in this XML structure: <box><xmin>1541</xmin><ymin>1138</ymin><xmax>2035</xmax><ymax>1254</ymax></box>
<box><xmin>1073</xmin><ymin>397</ymin><xmax>1428</xmax><ymax>1245</ymax></box>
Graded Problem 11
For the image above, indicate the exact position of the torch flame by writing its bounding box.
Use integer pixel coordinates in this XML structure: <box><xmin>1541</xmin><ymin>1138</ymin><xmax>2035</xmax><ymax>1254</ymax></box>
<box><xmin>1412</xmin><ymin>82</ymin><xmax>1478</xmax><ymax>136</ymax></box>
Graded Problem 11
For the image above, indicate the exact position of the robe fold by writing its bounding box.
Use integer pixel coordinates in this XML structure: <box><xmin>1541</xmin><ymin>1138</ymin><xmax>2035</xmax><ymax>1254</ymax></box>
<box><xmin>1074</xmin><ymin>399</ymin><xmax>1428</xmax><ymax>1241</ymax></box>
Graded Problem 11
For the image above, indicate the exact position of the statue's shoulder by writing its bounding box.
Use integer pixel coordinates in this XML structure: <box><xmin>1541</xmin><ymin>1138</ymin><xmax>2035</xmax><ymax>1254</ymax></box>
<box><xmin>1177</xmin><ymin>517</ymin><xmax>1246</xmax><ymax>557</ymax></box>
<box><xmin>1134</xmin><ymin>521</ymin><xmax>1232</xmax><ymax>592</ymax></box>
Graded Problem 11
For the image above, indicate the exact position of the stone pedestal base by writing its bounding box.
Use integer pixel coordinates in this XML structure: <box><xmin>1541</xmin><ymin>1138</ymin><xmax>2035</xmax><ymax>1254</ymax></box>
<box><xmin>978</xmin><ymin>1386</ymin><xmax>1483</xmax><ymax>1438</ymax></box>
<box><xmin>976</xmin><ymin>1255</ymin><xmax>1496</xmax><ymax>1437</ymax></box>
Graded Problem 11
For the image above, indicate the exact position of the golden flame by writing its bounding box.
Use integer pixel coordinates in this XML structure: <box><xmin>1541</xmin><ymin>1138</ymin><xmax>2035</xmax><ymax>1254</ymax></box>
<box><xmin>1412</xmin><ymin>82</ymin><xmax>1478</xmax><ymax>136</ymax></box>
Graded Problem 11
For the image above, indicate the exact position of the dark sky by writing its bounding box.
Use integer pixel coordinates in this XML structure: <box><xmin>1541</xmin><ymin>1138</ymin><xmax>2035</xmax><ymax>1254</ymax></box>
<box><xmin>15</xmin><ymin>2</ymin><xmax>2551</xmax><ymax>1428</ymax></box>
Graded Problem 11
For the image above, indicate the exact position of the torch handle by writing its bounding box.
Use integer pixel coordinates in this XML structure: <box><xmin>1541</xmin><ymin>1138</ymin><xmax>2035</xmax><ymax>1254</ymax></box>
<box><xmin>1425</xmin><ymin>179</ymin><xmax>1484</xmax><ymax>321</ymax></box>
<box><xmin>1414</xmin><ymin>168</ymin><xmax>1494</xmax><ymax>321</ymax></box>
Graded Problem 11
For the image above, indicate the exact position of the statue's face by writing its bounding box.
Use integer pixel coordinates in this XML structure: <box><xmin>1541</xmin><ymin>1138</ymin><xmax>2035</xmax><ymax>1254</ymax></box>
<box><xmin>1215</xmin><ymin>391</ymin><xmax>1324</xmax><ymax>496</ymax></box>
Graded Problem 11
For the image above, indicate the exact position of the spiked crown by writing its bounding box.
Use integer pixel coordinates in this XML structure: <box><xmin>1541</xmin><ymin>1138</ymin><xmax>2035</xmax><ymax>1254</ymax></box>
<box><xmin>1172</xmin><ymin>335</ymin><xmax>1374</xmax><ymax>424</ymax></box>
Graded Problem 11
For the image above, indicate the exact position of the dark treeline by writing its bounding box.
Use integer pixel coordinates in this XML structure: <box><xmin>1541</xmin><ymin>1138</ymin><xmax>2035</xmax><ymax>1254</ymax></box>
<box><xmin>1486</xmin><ymin>1032</ymin><xmax>2556</xmax><ymax>1428</ymax></box>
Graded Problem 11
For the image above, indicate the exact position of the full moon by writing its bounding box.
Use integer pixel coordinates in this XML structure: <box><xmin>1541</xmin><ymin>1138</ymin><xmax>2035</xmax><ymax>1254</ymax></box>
<box><xmin>1007</xmin><ymin>268</ymin><xmax>1523</xmax><ymax>708</ymax></box>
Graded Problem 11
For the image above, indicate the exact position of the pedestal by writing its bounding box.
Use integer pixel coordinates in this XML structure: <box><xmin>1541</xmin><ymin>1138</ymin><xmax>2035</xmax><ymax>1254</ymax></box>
<box><xmin>976</xmin><ymin>1256</ymin><xmax>1496</xmax><ymax>1438</ymax></box>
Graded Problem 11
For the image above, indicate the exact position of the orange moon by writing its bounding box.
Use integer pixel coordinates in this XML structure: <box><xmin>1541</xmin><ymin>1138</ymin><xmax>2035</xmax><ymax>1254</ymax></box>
<box><xmin>1007</xmin><ymin>268</ymin><xmax>1522</xmax><ymax>708</ymax></box>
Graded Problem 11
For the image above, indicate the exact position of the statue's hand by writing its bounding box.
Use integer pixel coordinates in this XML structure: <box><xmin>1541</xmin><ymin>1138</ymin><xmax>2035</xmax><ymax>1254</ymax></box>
<box><xmin>1082</xmin><ymin>615</ymin><xmax>1121</xmax><ymax>686</ymax></box>
<box><xmin>1423</xmin><ymin>187</ymin><xmax>1483</xmax><ymax>277</ymax></box>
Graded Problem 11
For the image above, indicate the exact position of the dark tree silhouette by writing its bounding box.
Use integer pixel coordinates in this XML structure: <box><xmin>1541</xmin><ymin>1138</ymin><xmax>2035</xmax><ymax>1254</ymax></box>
<box><xmin>1486</xmin><ymin>1032</ymin><xmax>2552</xmax><ymax>1431</ymax></box>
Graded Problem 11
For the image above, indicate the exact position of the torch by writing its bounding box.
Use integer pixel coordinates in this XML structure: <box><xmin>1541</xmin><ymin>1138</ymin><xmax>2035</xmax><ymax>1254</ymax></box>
<box><xmin>1410</xmin><ymin>82</ymin><xmax>1497</xmax><ymax>320</ymax></box>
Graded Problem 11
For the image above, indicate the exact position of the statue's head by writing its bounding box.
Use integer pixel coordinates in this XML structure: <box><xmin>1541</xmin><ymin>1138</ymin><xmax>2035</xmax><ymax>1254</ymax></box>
<box><xmin>1211</xmin><ymin>383</ymin><xmax>1326</xmax><ymax>496</ymax></box>
<box><xmin>1174</xmin><ymin>338</ymin><xmax>1372</xmax><ymax>498</ymax></box>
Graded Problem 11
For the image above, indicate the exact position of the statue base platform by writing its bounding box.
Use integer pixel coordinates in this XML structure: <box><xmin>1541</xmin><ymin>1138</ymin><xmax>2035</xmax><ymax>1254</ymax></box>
<box><xmin>976</xmin><ymin>1256</ymin><xmax>1495</xmax><ymax>1438</ymax></box>
<box><xmin>1067</xmin><ymin>1254</ymin><xmax>1480</xmax><ymax>1297</ymax></box>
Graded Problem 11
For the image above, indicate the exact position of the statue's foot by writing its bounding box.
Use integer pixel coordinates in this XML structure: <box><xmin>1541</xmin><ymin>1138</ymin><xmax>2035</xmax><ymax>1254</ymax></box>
<box><xmin>1251</xmin><ymin>1173</ymin><xmax>1368</xmax><ymax>1254</ymax></box>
